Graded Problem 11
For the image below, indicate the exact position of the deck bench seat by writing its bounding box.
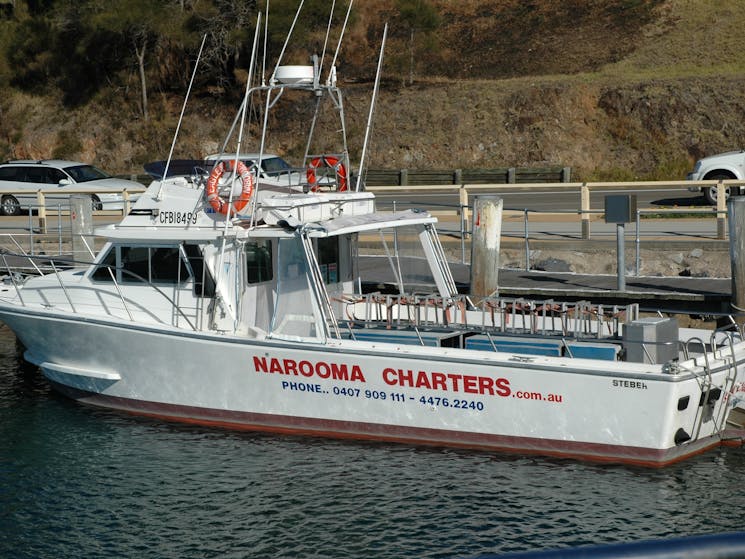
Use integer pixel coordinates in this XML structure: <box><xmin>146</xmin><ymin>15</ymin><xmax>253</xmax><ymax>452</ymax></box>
<box><xmin>464</xmin><ymin>334</ymin><xmax>563</xmax><ymax>356</ymax></box>
<box><xmin>565</xmin><ymin>341</ymin><xmax>620</xmax><ymax>361</ymax></box>
<box><xmin>344</xmin><ymin>328</ymin><xmax>462</xmax><ymax>347</ymax></box>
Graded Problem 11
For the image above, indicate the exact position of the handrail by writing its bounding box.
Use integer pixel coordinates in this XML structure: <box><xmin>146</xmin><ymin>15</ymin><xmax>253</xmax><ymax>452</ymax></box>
<box><xmin>366</xmin><ymin>177</ymin><xmax>745</xmax><ymax>193</ymax></box>
<box><xmin>346</xmin><ymin>292</ymin><xmax>634</xmax><ymax>340</ymax></box>
<box><xmin>0</xmin><ymin>185</ymin><xmax>147</xmax><ymax>232</ymax></box>
<box><xmin>367</xmin><ymin>177</ymin><xmax>737</xmax><ymax>241</ymax></box>
<box><xmin>714</xmin><ymin>331</ymin><xmax>741</xmax><ymax>434</ymax></box>
<box><xmin>2</xmin><ymin>254</ymin><xmax>25</xmax><ymax>307</ymax></box>
<box><xmin>682</xmin><ymin>336</ymin><xmax>714</xmax><ymax>441</ymax></box>
<box><xmin>0</xmin><ymin>252</ymin><xmax>198</xmax><ymax>331</ymax></box>
<box><xmin>49</xmin><ymin>260</ymin><xmax>76</xmax><ymax>313</ymax></box>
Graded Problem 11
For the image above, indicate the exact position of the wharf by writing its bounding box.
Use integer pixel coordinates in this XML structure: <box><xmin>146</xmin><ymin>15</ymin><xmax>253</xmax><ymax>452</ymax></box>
<box><xmin>359</xmin><ymin>256</ymin><xmax>733</xmax><ymax>315</ymax></box>
<box><xmin>483</xmin><ymin>266</ymin><xmax>730</xmax><ymax>314</ymax></box>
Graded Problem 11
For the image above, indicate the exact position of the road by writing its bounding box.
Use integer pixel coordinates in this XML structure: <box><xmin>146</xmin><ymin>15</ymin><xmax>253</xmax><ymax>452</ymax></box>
<box><xmin>371</xmin><ymin>185</ymin><xmax>726</xmax><ymax>241</ymax></box>
<box><xmin>373</xmin><ymin>186</ymin><xmax>708</xmax><ymax>213</ymax></box>
<box><xmin>0</xmin><ymin>186</ymin><xmax>723</xmax><ymax>243</ymax></box>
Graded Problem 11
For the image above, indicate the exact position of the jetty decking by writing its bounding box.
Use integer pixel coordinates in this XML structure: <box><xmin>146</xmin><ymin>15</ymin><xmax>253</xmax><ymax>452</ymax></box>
<box><xmin>359</xmin><ymin>256</ymin><xmax>732</xmax><ymax>315</ymax></box>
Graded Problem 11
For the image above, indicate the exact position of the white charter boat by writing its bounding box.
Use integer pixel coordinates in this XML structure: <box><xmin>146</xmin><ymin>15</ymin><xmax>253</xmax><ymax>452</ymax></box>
<box><xmin>0</xmin><ymin>6</ymin><xmax>744</xmax><ymax>467</ymax></box>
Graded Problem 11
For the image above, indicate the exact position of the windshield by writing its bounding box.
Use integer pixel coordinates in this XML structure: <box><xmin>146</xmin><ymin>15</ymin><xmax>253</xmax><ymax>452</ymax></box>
<box><xmin>64</xmin><ymin>164</ymin><xmax>110</xmax><ymax>183</ymax></box>
<box><xmin>261</xmin><ymin>157</ymin><xmax>292</xmax><ymax>176</ymax></box>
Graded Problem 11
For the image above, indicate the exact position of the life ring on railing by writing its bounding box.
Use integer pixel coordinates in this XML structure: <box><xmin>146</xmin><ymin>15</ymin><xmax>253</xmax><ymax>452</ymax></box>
<box><xmin>306</xmin><ymin>155</ymin><xmax>348</xmax><ymax>192</ymax></box>
<box><xmin>205</xmin><ymin>160</ymin><xmax>254</xmax><ymax>215</ymax></box>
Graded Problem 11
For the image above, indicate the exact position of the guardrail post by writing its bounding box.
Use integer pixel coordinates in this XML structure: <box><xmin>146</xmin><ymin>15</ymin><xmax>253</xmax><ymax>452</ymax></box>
<box><xmin>399</xmin><ymin>169</ymin><xmax>408</xmax><ymax>186</ymax></box>
<box><xmin>524</xmin><ymin>209</ymin><xmax>530</xmax><ymax>271</ymax></box>
<box><xmin>507</xmin><ymin>167</ymin><xmax>516</xmax><ymax>184</ymax></box>
<box><xmin>459</xmin><ymin>186</ymin><xmax>469</xmax><ymax>263</ymax></box>
<box><xmin>562</xmin><ymin>167</ymin><xmax>571</xmax><ymax>182</ymax></box>
<box><xmin>453</xmin><ymin>169</ymin><xmax>462</xmax><ymax>184</ymax></box>
<box><xmin>580</xmin><ymin>183</ymin><xmax>591</xmax><ymax>239</ymax></box>
<box><xmin>717</xmin><ymin>181</ymin><xmax>727</xmax><ymax>240</ymax></box>
<box><xmin>459</xmin><ymin>185</ymin><xmax>469</xmax><ymax>221</ymax></box>
<box><xmin>36</xmin><ymin>190</ymin><xmax>47</xmax><ymax>234</ymax></box>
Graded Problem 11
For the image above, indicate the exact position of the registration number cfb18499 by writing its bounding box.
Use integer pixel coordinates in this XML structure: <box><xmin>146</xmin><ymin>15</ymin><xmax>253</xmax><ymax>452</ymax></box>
<box><xmin>158</xmin><ymin>211</ymin><xmax>198</xmax><ymax>225</ymax></box>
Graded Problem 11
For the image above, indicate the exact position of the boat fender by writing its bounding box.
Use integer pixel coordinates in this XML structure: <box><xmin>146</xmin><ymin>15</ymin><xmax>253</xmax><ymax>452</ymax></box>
<box><xmin>306</xmin><ymin>155</ymin><xmax>348</xmax><ymax>192</ymax></box>
<box><xmin>205</xmin><ymin>160</ymin><xmax>254</xmax><ymax>215</ymax></box>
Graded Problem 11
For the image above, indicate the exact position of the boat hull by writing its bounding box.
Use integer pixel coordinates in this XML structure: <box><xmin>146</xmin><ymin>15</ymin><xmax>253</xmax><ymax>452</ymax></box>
<box><xmin>1</xmin><ymin>305</ymin><xmax>740</xmax><ymax>467</ymax></box>
<box><xmin>47</xmin><ymin>380</ymin><xmax>722</xmax><ymax>467</ymax></box>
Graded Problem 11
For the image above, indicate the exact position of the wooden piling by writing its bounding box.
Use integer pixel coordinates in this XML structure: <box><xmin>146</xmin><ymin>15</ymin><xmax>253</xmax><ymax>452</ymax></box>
<box><xmin>70</xmin><ymin>195</ymin><xmax>93</xmax><ymax>265</ymax></box>
<box><xmin>470</xmin><ymin>195</ymin><xmax>502</xmax><ymax>301</ymax></box>
<box><xmin>729</xmin><ymin>196</ymin><xmax>745</xmax><ymax>312</ymax></box>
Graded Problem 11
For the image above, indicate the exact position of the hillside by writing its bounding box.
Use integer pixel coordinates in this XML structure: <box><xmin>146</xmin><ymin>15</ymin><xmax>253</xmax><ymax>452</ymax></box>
<box><xmin>2</xmin><ymin>0</ymin><xmax>745</xmax><ymax>180</ymax></box>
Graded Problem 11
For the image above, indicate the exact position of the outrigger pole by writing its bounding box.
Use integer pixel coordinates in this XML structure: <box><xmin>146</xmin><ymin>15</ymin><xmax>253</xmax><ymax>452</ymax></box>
<box><xmin>249</xmin><ymin>0</ymin><xmax>305</xmax><ymax>226</ymax></box>
<box><xmin>211</xmin><ymin>15</ymin><xmax>264</xmax><ymax>331</ymax></box>
<box><xmin>356</xmin><ymin>23</ymin><xmax>387</xmax><ymax>192</ymax></box>
<box><xmin>157</xmin><ymin>34</ymin><xmax>207</xmax><ymax>200</ymax></box>
<box><xmin>224</xmin><ymin>11</ymin><xmax>262</xmax><ymax>222</ymax></box>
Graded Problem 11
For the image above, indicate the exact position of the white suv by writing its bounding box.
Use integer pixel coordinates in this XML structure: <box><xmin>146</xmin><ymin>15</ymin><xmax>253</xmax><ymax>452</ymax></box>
<box><xmin>686</xmin><ymin>150</ymin><xmax>745</xmax><ymax>204</ymax></box>
<box><xmin>0</xmin><ymin>159</ymin><xmax>143</xmax><ymax>216</ymax></box>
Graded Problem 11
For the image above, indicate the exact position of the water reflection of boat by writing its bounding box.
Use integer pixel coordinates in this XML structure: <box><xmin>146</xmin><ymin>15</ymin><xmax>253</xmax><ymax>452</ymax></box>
<box><xmin>0</xmin><ymin>4</ymin><xmax>743</xmax><ymax>467</ymax></box>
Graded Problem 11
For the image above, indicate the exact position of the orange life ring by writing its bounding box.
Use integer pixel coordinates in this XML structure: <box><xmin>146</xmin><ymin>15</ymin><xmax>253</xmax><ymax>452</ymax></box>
<box><xmin>205</xmin><ymin>160</ymin><xmax>254</xmax><ymax>215</ymax></box>
<box><xmin>306</xmin><ymin>155</ymin><xmax>348</xmax><ymax>192</ymax></box>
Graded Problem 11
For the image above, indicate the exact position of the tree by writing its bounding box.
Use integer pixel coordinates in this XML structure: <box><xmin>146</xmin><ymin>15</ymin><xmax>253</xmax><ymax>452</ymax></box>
<box><xmin>396</xmin><ymin>0</ymin><xmax>440</xmax><ymax>85</ymax></box>
<box><xmin>90</xmin><ymin>0</ymin><xmax>186</xmax><ymax>121</ymax></box>
<box><xmin>183</xmin><ymin>0</ymin><xmax>256</xmax><ymax>93</ymax></box>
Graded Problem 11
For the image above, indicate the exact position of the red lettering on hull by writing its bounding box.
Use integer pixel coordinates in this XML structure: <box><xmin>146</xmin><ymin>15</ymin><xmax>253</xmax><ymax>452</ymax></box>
<box><xmin>253</xmin><ymin>356</ymin><xmax>366</xmax><ymax>383</ymax></box>
<box><xmin>382</xmin><ymin>367</ymin><xmax>511</xmax><ymax>397</ymax></box>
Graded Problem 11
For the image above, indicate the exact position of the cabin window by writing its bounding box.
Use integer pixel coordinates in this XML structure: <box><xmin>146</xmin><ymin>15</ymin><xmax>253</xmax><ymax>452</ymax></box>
<box><xmin>90</xmin><ymin>244</ymin><xmax>192</xmax><ymax>285</ymax></box>
<box><xmin>245</xmin><ymin>240</ymin><xmax>273</xmax><ymax>284</ymax></box>
<box><xmin>317</xmin><ymin>237</ymin><xmax>339</xmax><ymax>284</ymax></box>
<box><xmin>119</xmin><ymin>246</ymin><xmax>189</xmax><ymax>284</ymax></box>
<box><xmin>271</xmin><ymin>237</ymin><xmax>323</xmax><ymax>339</ymax></box>
<box><xmin>90</xmin><ymin>246</ymin><xmax>117</xmax><ymax>281</ymax></box>
<box><xmin>119</xmin><ymin>247</ymin><xmax>150</xmax><ymax>282</ymax></box>
<box><xmin>184</xmin><ymin>244</ymin><xmax>215</xmax><ymax>298</ymax></box>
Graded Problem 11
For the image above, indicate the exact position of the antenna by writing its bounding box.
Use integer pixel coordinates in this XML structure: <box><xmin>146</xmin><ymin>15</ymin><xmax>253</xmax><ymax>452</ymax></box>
<box><xmin>272</xmin><ymin>0</ymin><xmax>305</xmax><ymax>80</ymax></box>
<box><xmin>318</xmin><ymin>0</ymin><xmax>336</xmax><ymax>79</ymax></box>
<box><xmin>356</xmin><ymin>23</ymin><xmax>387</xmax><ymax>192</ymax></box>
<box><xmin>329</xmin><ymin>0</ymin><xmax>354</xmax><ymax>83</ymax></box>
<box><xmin>156</xmin><ymin>34</ymin><xmax>207</xmax><ymax>200</ymax></box>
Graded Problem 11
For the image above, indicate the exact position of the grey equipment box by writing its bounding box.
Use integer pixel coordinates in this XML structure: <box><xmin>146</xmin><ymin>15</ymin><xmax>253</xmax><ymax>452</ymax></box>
<box><xmin>605</xmin><ymin>194</ymin><xmax>637</xmax><ymax>224</ymax></box>
<box><xmin>623</xmin><ymin>317</ymin><xmax>679</xmax><ymax>364</ymax></box>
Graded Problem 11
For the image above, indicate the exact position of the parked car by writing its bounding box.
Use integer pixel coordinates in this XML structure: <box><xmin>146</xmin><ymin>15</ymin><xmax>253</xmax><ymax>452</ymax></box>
<box><xmin>686</xmin><ymin>150</ymin><xmax>745</xmax><ymax>204</ymax></box>
<box><xmin>0</xmin><ymin>159</ymin><xmax>143</xmax><ymax>216</ymax></box>
<box><xmin>143</xmin><ymin>153</ymin><xmax>344</xmax><ymax>192</ymax></box>
<box><xmin>204</xmin><ymin>153</ymin><xmax>305</xmax><ymax>187</ymax></box>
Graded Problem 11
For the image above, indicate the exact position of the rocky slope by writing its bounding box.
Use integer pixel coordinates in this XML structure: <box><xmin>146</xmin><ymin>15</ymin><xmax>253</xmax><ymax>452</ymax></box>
<box><xmin>2</xmin><ymin>0</ymin><xmax>745</xmax><ymax>181</ymax></box>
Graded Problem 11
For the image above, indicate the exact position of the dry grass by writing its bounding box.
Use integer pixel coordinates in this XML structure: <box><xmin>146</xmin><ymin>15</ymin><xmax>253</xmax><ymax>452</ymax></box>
<box><xmin>603</xmin><ymin>0</ymin><xmax>745</xmax><ymax>78</ymax></box>
<box><xmin>4</xmin><ymin>0</ymin><xmax>745</xmax><ymax>179</ymax></box>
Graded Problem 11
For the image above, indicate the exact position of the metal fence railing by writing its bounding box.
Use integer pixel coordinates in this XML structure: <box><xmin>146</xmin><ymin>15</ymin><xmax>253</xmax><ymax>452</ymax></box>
<box><xmin>367</xmin><ymin>177</ymin><xmax>744</xmax><ymax>240</ymax></box>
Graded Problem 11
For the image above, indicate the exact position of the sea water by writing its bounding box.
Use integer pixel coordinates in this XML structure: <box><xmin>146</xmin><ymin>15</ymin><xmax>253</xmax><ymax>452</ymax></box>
<box><xmin>1</xmin><ymin>326</ymin><xmax>743</xmax><ymax>559</ymax></box>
